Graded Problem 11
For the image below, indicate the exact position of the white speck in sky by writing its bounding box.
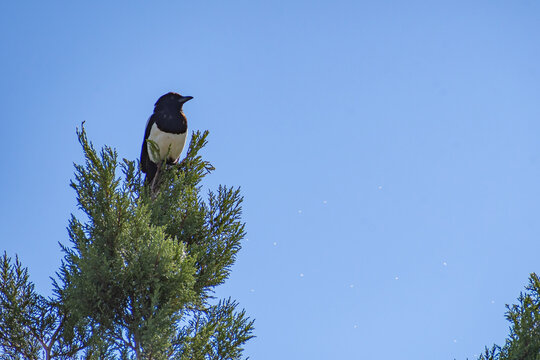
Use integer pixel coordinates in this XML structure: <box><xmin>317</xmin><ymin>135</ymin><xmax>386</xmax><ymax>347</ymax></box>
<box><xmin>378</xmin><ymin>185</ymin><xmax>383</xmax><ymax>190</ymax></box>
<box><xmin>453</xmin><ymin>339</ymin><xmax>457</xmax><ymax>343</ymax></box>
<box><xmin>300</xmin><ymin>273</ymin><xmax>304</xmax><ymax>278</ymax></box>
<box><xmin>443</xmin><ymin>261</ymin><xmax>447</xmax><ymax>266</ymax></box>
<box><xmin>491</xmin><ymin>300</ymin><xmax>495</xmax><ymax>304</ymax></box>
<box><xmin>353</xmin><ymin>324</ymin><xmax>358</xmax><ymax>329</ymax></box>
<box><xmin>250</xmin><ymin>289</ymin><xmax>255</xmax><ymax>293</ymax></box>
<box><xmin>349</xmin><ymin>284</ymin><xmax>354</xmax><ymax>288</ymax></box>
<box><xmin>273</xmin><ymin>242</ymin><xmax>277</xmax><ymax>246</ymax></box>
<box><xmin>323</xmin><ymin>200</ymin><xmax>327</xmax><ymax>204</ymax></box>
<box><xmin>298</xmin><ymin>210</ymin><xmax>302</xmax><ymax>214</ymax></box>
<box><xmin>394</xmin><ymin>276</ymin><xmax>399</xmax><ymax>280</ymax></box>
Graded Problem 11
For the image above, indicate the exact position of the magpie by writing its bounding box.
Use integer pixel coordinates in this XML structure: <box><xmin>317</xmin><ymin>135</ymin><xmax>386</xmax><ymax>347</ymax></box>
<box><xmin>140</xmin><ymin>92</ymin><xmax>193</xmax><ymax>184</ymax></box>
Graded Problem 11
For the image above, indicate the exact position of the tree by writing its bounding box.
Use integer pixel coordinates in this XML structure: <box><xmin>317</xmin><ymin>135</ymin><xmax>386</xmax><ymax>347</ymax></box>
<box><xmin>0</xmin><ymin>125</ymin><xmax>254</xmax><ymax>359</ymax></box>
<box><xmin>477</xmin><ymin>273</ymin><xmax>540</xmax><ymax>360</ymax></box>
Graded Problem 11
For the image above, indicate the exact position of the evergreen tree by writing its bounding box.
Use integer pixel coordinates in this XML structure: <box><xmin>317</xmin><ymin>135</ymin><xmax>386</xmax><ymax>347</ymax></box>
<box><xmin>477</xmin><ymin>273</ymin><xmax>540</xmax><ymax>360</ymax></box>
<box><xmin>0</xmin><ymin>125</ymin><xmax>254</xmax><ymax>359</ymax></box>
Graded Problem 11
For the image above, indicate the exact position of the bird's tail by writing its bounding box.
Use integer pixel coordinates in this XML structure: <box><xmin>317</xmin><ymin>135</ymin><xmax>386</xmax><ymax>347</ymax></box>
<box><xmin>144</xmin><ymin>161</ymin><xmax>158</xmax><ymax>185</ymax></box>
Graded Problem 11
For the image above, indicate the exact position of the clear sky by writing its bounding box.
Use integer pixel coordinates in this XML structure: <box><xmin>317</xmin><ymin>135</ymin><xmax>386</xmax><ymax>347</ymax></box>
<box><xmin>1</xmin><ymin>1</ymin><xmax>539</xmax><ymax>359</ymax></box>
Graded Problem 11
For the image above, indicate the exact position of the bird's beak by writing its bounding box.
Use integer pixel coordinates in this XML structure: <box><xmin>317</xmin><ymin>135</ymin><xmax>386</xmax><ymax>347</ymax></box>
<box><xmin>179</xmin><ymin>96</ymin><xmax>193</xmax><ymax>104</ymax></box>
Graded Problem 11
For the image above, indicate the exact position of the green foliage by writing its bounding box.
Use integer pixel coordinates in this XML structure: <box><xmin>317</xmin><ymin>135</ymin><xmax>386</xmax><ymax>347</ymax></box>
<box><xmin>0</xmin><ymin>252</ymin><xmax>41</xmax><ymax>359</ymax></box>
<box><xmin>0</xmin><ymin>125</ymin><xmax>254</xmax><ymax>359</ymax></box>
<box><xmin>0</xmin><ymin>252</ymin><xmax>89</xmax><ymax>359</ymax></box>
<box><xmin>478</xmin><ymin>273</ymin><xmax>540</xmax><ymax>360</ymax></box>
<box><xmin>177</xmin><ymin>298</ymin><xmax>255</xmax><ymax>360</ymax></box>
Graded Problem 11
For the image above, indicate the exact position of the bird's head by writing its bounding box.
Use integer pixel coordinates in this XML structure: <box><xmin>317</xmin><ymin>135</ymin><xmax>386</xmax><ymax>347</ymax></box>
<box><xmin>155</xmin><ymin>92</ymin><xmax>193</xmax><ymax>111</ymax></box>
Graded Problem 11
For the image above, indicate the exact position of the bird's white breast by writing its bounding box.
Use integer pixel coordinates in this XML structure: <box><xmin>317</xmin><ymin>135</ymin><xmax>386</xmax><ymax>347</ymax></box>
<box><xmin>147</xmin><ymin>123</ymin><xmax>187</xmax><ymax>163</ymax></box>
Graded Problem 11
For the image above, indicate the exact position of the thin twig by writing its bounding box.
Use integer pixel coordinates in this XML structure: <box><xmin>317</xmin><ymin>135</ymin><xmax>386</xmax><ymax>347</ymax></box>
<box><xmin>150</xmin><ymin>161</ymin><xmax>162</xmax><ymax>199</ymax></box>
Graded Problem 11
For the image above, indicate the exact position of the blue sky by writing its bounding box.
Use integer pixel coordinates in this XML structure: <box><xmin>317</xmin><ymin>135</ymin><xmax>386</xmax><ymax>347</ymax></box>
<box><xmin>1</xmin><ymin>1</ymin><xmax>540</xmax><ymax>359</ymax></box>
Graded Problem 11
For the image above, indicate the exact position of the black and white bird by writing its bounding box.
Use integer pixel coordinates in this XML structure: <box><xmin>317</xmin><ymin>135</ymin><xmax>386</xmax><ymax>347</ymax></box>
<box><xmin>140</xmin><ymin>92</ymin><xmax>193</xmax><ymax>183</ymax></box>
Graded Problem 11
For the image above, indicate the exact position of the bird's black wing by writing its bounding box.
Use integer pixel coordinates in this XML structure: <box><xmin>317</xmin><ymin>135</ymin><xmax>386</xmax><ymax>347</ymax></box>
<box><xmin>140</xmin><ymin>115</ymin><xmax>155</xmax><ymax>174</ymax></box>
